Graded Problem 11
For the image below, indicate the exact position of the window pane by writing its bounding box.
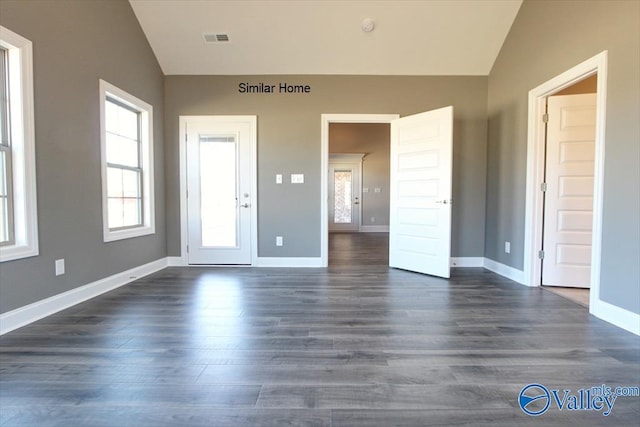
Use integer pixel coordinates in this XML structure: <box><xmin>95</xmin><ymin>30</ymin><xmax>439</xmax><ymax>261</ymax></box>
<box><xmin>105</xmin><ymin>99</ymin><xmax>138</xmax><ymax>140</ymax></box>
<box><xmin>106</xmin><ymin>133</ymin><xmax>139</xmax><ymax>168</ymax></box>
<box><xmin>200</xmin><ymin>138</ymin><xmax>237</xmax><ymax>247</ymax></box>
<box><xmin>107</xmin><ymin>198</ymin><xmax>124</xmax><ymax>229</ymax></box>
<box><xmin>122</xmin><ymin>169</ymin><xmax>140</xmax><ymax>198</ymax></box>
<box><xmin>107</xmin><ymin>167</ymin><xmax>123</xmax><ymax>198</ymax></box>
<box><xmin>122</xmin><ymin>198</ymin><xmax>141</xmax><ymax>227</ymax></box>
<box><xmin>334</xmin><ymin>170</ymin><xmax>352</xmax><ymax>223</ymax></box>
<box><xmin>0</xmin><ymin>150</ymin><xmax>8</xmax><ymax>243</ymax></box>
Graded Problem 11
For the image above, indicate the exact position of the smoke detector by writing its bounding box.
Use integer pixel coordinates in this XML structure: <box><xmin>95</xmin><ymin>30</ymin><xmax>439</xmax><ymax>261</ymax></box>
<box><xmin>361</xmin><ymin>18</ymin><xmax>375</xmax><ymax>33</ymax></box>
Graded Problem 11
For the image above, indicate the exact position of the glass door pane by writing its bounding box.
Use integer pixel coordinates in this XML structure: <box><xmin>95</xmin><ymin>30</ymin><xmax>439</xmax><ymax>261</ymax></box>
<box><xmin>200</xmin><ymin>136</ymin><xmax>238</xmax><ymax>247</ymax></box>
<box><xmin>333</xmin><ymin>170</ymin><xmax>352</xmax><ymax>224</ymax></box>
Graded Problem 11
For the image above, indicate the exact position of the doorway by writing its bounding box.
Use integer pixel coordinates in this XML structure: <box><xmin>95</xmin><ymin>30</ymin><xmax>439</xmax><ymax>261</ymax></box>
<box><xmin>179</xmin><ymin>116</ymin><xmax>257</xmax><ymax>265</ymax></box>
<box><xmin>523</xmin><ymin>51</ymin><xmax>608</xmax><ymax>312</ymax></box>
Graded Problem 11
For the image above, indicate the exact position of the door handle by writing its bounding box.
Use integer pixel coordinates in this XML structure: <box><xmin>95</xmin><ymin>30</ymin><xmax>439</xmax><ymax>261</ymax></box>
<box><xmin>240</xmin><ymin>203</ymin><xmax>251</xmax><ymax>208</ymax></box>
<box><xmin>435</xmin><ymin>199</ymin><xmax>452</xmax><ymax>204</ymax></box>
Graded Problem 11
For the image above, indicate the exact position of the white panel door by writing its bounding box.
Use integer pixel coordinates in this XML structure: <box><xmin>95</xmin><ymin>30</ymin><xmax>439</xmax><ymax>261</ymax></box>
<box><xmin>389</xmin><ymin>107</ymin><xmax>453</xmax><ymax>278</ymax></box>
<box><xmin>543</xmin><ymin>94</ymin><xmax>596</xmax><ymax>287</ymax></box>
<box><xmin>186</xmin><ymin>116</ymin><xmax>255</xmax><ymax>264</ymax></box>
<box><xmin>328</xmin><ymin>162</ymin><xmax>361</xmax><ymax>232</ymax></box>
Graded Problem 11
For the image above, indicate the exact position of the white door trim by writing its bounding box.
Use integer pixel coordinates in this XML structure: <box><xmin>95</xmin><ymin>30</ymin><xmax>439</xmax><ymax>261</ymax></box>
<box><xmin>320</xmin><ymin>114</ymin><xmax>399</xmax><ymax>267</ymax></box>
<box><xmin>179</xmin><ymin>115</ymin><xmax>258</xmax><ymax>266</ymax></box>
<box><xmin>523</xmin><ymin>52</ymin><xmax>607</xmax><ymax>301</ymax></box>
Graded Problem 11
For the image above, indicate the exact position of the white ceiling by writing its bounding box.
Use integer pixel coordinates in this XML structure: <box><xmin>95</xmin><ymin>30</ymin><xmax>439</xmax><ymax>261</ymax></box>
<box><xmin>129</xmin><ymin>0</ymin><xmax>523</xmax><ymax>76</ymax></box>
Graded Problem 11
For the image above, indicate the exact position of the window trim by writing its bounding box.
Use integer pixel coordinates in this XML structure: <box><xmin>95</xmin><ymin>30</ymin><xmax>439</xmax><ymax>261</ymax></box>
<box><xmin>0</xmin><ymin>26</ymin><xmax>38</xmax><ymax>263</ymax></box>
<box><xmin>99</xmin><ymin>79</ymin><xmax>154</xmax><ymax>242</ymax></box>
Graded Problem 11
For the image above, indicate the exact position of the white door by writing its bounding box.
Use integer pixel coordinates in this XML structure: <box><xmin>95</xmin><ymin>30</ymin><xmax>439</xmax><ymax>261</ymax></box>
<box><xmin>389</xmin><ymin>106</ymin><xmax>453</xmax><ymax>278</ymax></box>
<box><xmin>186</xmin><ymin>116</ymin><xmax>256</xmax><ymax>265</ymax></box>
<box><xmin>542</xmin><ymin>94</ymin><xmax>596</xmax><ymax>287</ymax></box>
<box><xmin>328</xmin><ymin>160</ymin><xmax>361</xmax><ymax>232</ymax></box>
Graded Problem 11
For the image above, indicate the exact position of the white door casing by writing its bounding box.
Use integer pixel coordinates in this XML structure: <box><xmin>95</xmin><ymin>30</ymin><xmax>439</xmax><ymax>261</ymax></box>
<box><xmin>185</xmin><ymin>116</ymin><xmax>256</xmax><ymax>265</ymax></box>
<box><xmin>389</xmin><ymin>107</ymin><xmax>453</xmax><ymax>278</ymax></box>
<box><xmin>542</xmin><ymin>94</ymin><xmax>596</xmax><ymax>288</ymax></box>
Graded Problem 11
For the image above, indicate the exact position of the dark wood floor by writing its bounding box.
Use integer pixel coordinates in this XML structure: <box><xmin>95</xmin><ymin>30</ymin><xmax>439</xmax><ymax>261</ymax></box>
<box><xmin>1</xmin><ymin>233</ymin><xmax>639</xmax><ymax>426</ymax></box>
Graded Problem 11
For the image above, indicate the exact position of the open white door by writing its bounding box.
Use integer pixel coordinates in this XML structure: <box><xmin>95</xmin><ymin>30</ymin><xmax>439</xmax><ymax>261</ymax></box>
<box><xmin>389</xmin><ymin>107</ymin><xmax>453</xmax><ymax>278</ymax></box>
<box><xmin>542</xmin><ymin>94</ymin><xmax>596</xmax><ymax>287</ymax></box>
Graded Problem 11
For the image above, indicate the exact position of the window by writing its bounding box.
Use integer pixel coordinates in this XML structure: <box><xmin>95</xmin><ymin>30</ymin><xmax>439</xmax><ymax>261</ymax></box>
<box><xmin>99</xmin><ymin>80</ymin><xmax>154</xmax><ymax>242</ymax></box>
<box><xmin>0</xmin><ymin>26</ymin><xmax>38</xmax><ymax>262</ymax></box>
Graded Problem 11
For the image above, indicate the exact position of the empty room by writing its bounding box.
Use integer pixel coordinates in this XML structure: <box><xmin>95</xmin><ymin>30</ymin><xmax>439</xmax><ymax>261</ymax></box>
<box><xmin>0</xmin><ymin>1</ymin><xmax>639</xmax><ymax>426</ymax></box>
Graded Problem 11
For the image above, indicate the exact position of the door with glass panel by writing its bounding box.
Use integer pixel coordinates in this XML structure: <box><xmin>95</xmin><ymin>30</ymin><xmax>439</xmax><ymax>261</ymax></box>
<box><xmin>328</xmin><ymin>158</ymin><xmax>362</xmax><ymax>232</ymax></box>
<box><xmin>186</xmin><ymin>116</ymin><xmax>255</xmax><ymax>264</ymax></box>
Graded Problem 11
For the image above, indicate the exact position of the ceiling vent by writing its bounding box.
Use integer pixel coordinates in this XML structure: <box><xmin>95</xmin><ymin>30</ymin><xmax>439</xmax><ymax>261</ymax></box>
<box><xmin>203</xmin><ymin>33</ymin><xmax>230</xmax><ymax>43</ymax></box>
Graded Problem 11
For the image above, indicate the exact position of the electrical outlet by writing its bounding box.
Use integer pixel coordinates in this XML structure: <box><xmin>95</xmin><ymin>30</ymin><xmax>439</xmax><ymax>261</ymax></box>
<box><xmin>371</xmin><ymin>217</ymin><xmax>375</xmax><ymax>223</ymax></box>
<box><xmin>276</xmin><ymin>174</ymin><xmax>282</xmax><ymax>184</ymax></box>
<box><xmin>276</xmin><ymin>236</ymin><xmax>283</xmax><ymax>246</ymax></box>
<box><xmin>55</xmin><ymin>259</ymin><xmax>65</xmax><ymax>276</ymax></box>
<box><xmin>505</xmin><ymin>241</ymin><xmax>511</xmax><ymax>254</ymax></box>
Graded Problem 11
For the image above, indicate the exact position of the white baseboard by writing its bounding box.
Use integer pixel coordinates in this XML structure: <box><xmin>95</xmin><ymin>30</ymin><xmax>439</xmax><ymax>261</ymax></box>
<box><xmin>483</xmin><ymin>258</ymin><xmax>526</xmax><ymax>285</ymax></box>
<box><xmin>167</xmin><ymin>256</ymin><xmax>185</xmax><ymax>266</ymax></box>
<box><xmin>451</xmin><ymin>257</ymin><xmax>484</xmax><ymax>267</ymax></box>
<box><xmin>591</xmin><ymin>297</ymin><xmax>640</xmax><ymax>336</ymax></box>
<box><xmin>360</xmin><ymin>225</ymin><xmax>389</xmax><ymax>232</ymax></box>
<box><xmin>255</xmin><ymin>257</ymin><xmax>323</xmax><ymax>267</ymax></box>
<box><xmin>0</xmin><ymin>257</ymin><xmax>169</xmax><ymax>335</ymax></box>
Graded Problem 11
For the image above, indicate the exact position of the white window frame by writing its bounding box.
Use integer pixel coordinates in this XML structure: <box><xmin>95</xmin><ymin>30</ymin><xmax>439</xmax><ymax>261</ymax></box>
<box><xmin>99</xmin><ymin>79</ymin><xmax>154</xmax><ymax>242</ymax></box>
<box><xmin>0</xmin><ymin>26</ymin><xmax>38</xmax><ymax>263</ymax></box>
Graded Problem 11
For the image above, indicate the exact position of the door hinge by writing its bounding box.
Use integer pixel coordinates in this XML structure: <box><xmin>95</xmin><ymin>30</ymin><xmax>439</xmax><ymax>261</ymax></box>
<box><xmin>186</xmin><ymin>245</ymin><xmax>189</xmax><ymax>253</ymax></box>
<box><xmin>540</xmin><ymin>182</ymin><xmax>547</xmax><ymax>192</ymax></box>
<box><xmin>538</xmin><ymin>250</ymin><xmax>545</xmax><ymax>259</ymax></box>
<box><xmin>542</xmin><ymin>113</ymin><xmax>549</xmax><ymax>123</ymax></box>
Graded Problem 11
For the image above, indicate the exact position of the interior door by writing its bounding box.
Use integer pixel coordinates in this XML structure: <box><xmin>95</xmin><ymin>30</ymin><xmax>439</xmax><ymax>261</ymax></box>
<box><xmin>186</xmin><ymin>116</ymin><xmax>255</xmax><ymax>265</ymax></box>
<box><xmin>389</xmin><ymin>106</ymin><xmax>453</xmax><ymax>278</ymax></box>
<box><xmin>328</xmin><ymin>161</ymin><xmax>361</xmax><ymax>232</ymax></box>
<box><xmin>542</xmin><ymin>94</ymin><xmax>596</xmax><ymax>288</ymax></box>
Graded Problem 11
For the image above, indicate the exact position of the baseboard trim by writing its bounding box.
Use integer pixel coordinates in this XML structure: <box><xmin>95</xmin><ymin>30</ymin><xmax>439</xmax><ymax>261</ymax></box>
<box><xmin>360</xmin><ymin>226</ymin><xmax>389</xmax><ymax>233</ymax></box>
<box><xmin>451</xmin><ymin>257</ymin><xmax>484</xmax><ymax>267</ymax></box>
<box><xmin>483</xmin><ymin>258</ymin><xmax>526</xmax><ymax>285</ymax></box>
<box><xmin>0</xmin><ymin>257</ymin><xmax>169</xmax><ymax>335</ymax></box>
<box><xmin>167</xmin><ymin>256</ymin><xmax>185</xmax><ymax>267</ymax></box>
<box><xmin>591</xmin><ymin>297</ymin><xmax>640</xmax><ymax>336</ymax></box>
<box><xmin>255</xmin><ymin>257</ymin><xmax>323</xmax><ymax>267</ymax></box>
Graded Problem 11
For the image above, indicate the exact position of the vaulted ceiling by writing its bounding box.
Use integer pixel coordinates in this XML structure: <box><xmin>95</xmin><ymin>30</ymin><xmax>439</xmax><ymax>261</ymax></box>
<box><xmin>129</xmin><ymin>0</ymin><xmax>523</xmax><ymax>76</ymax></box>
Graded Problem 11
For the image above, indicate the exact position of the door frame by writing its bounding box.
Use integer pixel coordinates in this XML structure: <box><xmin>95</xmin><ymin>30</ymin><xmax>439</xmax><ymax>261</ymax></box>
<box><xmin>178</xmin><ymin>115</ymin><xmax>258</xmax><ymax>266</ymax></box>
<box><xmin>320</xmin><ymin>114</ymin><xmax>399</xmax><ymax>267</ymax></box>
<box><xmin>523</xmin><ymin>51</ymin><xmax>607</xmax><ymax>309</ymax></box>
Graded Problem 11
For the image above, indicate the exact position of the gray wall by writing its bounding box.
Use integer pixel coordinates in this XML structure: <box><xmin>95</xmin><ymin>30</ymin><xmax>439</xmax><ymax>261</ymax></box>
<box><xmin>165</xmin><ymin>75</ymin><xmax>488</xmax><ymax>258</ymax></box>
<box><xmin>0</xmin><ymin>0</ymin><xmax>166</xmax><ymax>314</ymax></box>
<box><xmin>486</xmin><ymin>0</ymin><xmax>639</xmax><ymax>313</ymax></box>
<box><xmin>329</xmin><ymin>123</ymin><xmax>390</xmax><ymax>227</ymax></box>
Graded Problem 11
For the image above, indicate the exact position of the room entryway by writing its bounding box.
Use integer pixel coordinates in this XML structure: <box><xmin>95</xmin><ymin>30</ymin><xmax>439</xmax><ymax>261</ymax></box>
<box><xmin>328</xmin><ymin>232</ymin><xmax>389</xmax><ymax>267</ymax></box>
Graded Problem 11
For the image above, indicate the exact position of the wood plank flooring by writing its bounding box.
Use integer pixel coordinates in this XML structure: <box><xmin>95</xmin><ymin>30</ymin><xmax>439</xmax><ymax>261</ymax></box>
<box><xmin>1</xmin><ymin>234</ymin><xmax>639</xmax><ymax>426</ymax></box>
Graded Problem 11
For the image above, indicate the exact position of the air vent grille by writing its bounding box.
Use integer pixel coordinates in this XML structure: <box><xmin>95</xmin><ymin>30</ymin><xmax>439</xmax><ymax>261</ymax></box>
<box><xmin>203</xmin><ymin>33</ymin><xmax>230</xmax><ymax>43</ymax></box>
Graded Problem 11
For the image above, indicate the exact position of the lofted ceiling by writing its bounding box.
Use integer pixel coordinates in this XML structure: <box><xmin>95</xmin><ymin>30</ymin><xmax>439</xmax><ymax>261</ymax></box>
<box><xmin>129</xmin><ymin>0</ymin><xmax>523</xmax><ymax>76</ymax></box>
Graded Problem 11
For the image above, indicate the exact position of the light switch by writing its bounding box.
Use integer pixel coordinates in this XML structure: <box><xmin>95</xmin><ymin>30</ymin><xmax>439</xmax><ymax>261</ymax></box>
<box><xmin>363</xmin><ymin>188</ymin><xmax>369</xmax><ymax>193</ymax></box>
<box><xmin>291</xmin><ymin>174</ymin><xmax>304</xmax><ymax>184</ymax></box>
<box><xmin>276</xmin><ymin>174</ymin><xmax>282</xmax><ymax>184</ymax></box>
<box><xmin>374</xmin><ymin>188</ymin><xmax>381</xmax><ymax>193</ymax></box>
<box><xmin>55</xmin><ymin>259</ymin><xmax>65</xmax><ymax>276</ymax></box>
